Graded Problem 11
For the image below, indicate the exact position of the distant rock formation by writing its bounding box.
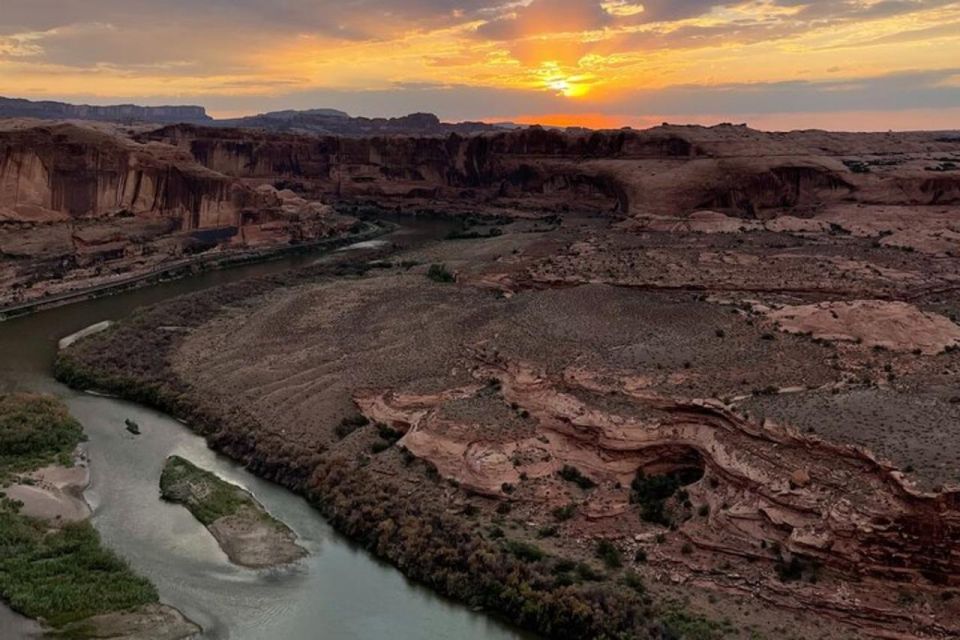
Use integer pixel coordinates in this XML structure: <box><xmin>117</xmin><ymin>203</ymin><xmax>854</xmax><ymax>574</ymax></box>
<box><xmin>3</xmin><ymin>117</ymin><xmax>959</xmax><ymax>309</ymax></box>
<box><xmin>143</xmin><ymin>122</ymin><xmax>960</xmax><ymax>217</ymax></box>
<box><xmin>0</xmin><ymin>96</ymin><xmax>212</xmax><ymax>124</ymax></box>
<box><xmin>213</xmin><ymin>109</ymin><xmax>503</xmax><ymax>137</ymax></box>
<box><xmin>0</xmin><ymin>97</ymin><xmax>503</xmax><ymax>136</ymax></box>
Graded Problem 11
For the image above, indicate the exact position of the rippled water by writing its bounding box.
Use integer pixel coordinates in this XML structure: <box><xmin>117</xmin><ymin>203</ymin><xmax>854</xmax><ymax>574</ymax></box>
<box><xmin>0</xmin><ymin>218</ymin><xmax>530</xmax><ymax>639</ymax></box>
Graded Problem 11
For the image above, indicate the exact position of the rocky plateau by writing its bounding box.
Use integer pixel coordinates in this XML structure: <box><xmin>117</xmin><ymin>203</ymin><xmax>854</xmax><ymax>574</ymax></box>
<box><xmin>39</xmin><ymin>115</ymin><xmax>960</xmax><ymax>639</ymax></box>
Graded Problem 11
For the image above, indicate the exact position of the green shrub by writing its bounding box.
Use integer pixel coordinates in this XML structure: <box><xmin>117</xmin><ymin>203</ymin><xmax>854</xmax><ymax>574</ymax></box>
<box><xmin>376</xmin><ymin>423</ymin><xmax>404</xmax><ymax>443</ymax></box>
<box><xmin>537</xmin><ymin>525</ymin><xmax>559</xmax><ymax>538</ymax></box>
<box><xmin>630</xmin><ymin>467</ymin><xmax>703</xmax><ymax>527</ymax></box>
<box><xmin>551</xmin><ymin>503</ymin><xmax>577</xmax><ymax>521</ymax></box>
<box><xmin>370</xmin><ymin>440</ymin><xmax>392</xmax><ymax>454</ymax></box>
<box><xmin>335</xmin><ymin>414</ymin><xmax>369</xmax><ymax>439</ymax></box>
<box><xmin>0</xmin><ymin>513</ymin><xmax>157</xmax><ymax>627</ymax></box>
<box><xmin>595</xmin><ymin>540</ymin><xmax>623</xmax><ymax>569</ymax></box>
<box><xmin>427</xmin><ymin>264</ymin><xmax>455</xmax><ymax>283</ymax></box>
<box><xmin>160</xmin><ymin>456</ymin><xmax>252</xmax><ymax>525</ymax></box>
<box><xmin>504</xmin><ymin>539</ymin><xmax>545</xmax><ymax>562</ymax></box>
<box><xmin>558</xmin><ymin>465</ymin><xmax>596</xmax><ymax>490</ymax></box>
<box><xmin>0</xmin><ymin>394</ymin><xmax>86</xmax><ymax>479</ymax></box>
<box><xmin>623</xmin><ymin>571</ymin><xmax>645</xmax><ymax>594</ymax></box>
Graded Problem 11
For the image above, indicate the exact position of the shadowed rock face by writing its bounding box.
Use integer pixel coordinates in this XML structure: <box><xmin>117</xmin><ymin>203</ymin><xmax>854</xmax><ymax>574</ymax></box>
<box><xmin>0</xmin><ymin>122</ymin><xmax>353</xmax><ymax>308</ymax></box>
<box><xmin>5</xmin><ymin>116</ymin><xmax>960</xmax><ymax>319</ymax></box>
<box><xmin>144</xmin><ymin>123</ymin><xmax>960</xmax><ymax>219</ymax></box>
<box><xmin>58</xmin><ymin>174</ymin><xmax>960</xmax><ymax>639</ymax></box>
<box><xmin>0</xmin><ymin>124</ymin><xmax>234</xmax><ymax>222</ymax></box>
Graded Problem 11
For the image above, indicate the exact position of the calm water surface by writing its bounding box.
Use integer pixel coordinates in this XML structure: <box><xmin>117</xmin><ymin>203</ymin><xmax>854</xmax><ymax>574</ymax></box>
<box><xmin>0</xmin><ymin>218</ymin><xmax>529</xmax><ymax>640</ymax></box>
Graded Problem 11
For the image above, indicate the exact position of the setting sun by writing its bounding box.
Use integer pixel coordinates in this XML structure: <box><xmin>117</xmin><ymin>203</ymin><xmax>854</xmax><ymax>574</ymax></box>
<box><xmin>1</xmin><ymin>0</ymin><xmax>958</xmax><ymax>128</ymax></box>
<box><xmin>547</xmin><ymin>77</ymin><xmax>590</xmax><ymax>98</ymax></box>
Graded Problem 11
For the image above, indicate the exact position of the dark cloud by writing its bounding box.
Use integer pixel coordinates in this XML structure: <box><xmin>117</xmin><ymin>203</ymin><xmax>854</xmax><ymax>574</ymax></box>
<box><xmin>0</xmin><ymin>0</ymin><xmax>507</xmax><ymax>38</ymax></box>
<box><xmin>475</xmin><ymin>0</ymin><xmax>725</xmax><ymax>40</ymax></box>
<box><xmin>37</xmin><ymin>67</ymin><xmax>959</xmax><ymax>122</ymax></box>
<box><xmin>476</xmin><ymin>0</ymin><xmax>614</xmax><ymax>39</ymax></box>
<box><xmin>617</xmin><ymin>68</ymin><xmax>960</xmax><ymax>115</ymax></box>
<box><xmin>3</xmin><ymin>0</ymin><xmax>956</xmax><ymax>71</ymax></box>
<box><xmin>777</xmin><ymin>0</ymin><xmax>958</xmax><ymax>22</ymax></box>
<box><xmin>625</xmin><ymin>0</ymin><xmax>724</xmax><ymax>23</ymax></box>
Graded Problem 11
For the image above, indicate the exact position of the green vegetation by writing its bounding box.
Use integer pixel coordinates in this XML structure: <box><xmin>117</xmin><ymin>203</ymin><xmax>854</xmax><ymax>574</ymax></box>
<box><xmin>551</xmin><ymin>502</ymin><xmax>577</xmax><ymax>521</ymax></box>
<box><xmin>334</xmin><ymin>414</ymin><xmax>369</xmax><ymax>439</ymax></box>
<box><xmin>557</xmin><ymin>465</ymin><xmax>596</xmax><ymax>490</ymax></box>
<box><xmin>53</xmin><ymin>260</ymin><xmax>732</xmax><ymax>640</ymax></box>
<box><xmin>662</xmin><ymin>605</ymin><xmax>737</xmax><ymax>640</ymax></box>
<box><xmin>774</xmin><ymin>552</ymin><xmax>819</xmax><ymax>583</ymax></box>
<box><xmin>160</xmin><ymin>455</ymin><xmax>256</xmax><ymax>526</ymax></box>
<box><xmin>622</xmin><ymin>571</ymin><xmax>646</xmax><ymax>594</ymax></box>
<box><xmin>0</xmin><ymin>393</ymin><xmax>85</xmax><ymax>480</ymax></box>
<box><xmin>0</xmin><ymin>393</ymin><xmax>157</xmax><ymax>630</ymax></box>
<box><xmin>370</xmin><ymin>423</ymin><xmax>404</xmax><ymax>454</ymax></box>
<box><xmin>630</xmin><ymin>467</ymin><xmax>703</xmax><ymax>527</ymax></box>
<box><xmin>426</xmin><ymin>263</ymin><xmax>455</xmax><ymax>283</ymax></box>
<box><xmin>446</xmin><ymin>227</ymin><xmax>504</xmax><ymax>240</ymax></box>
<box><xmin>595</xmin><ymin>540</ymin><xmax>623</xmax><ymax>569</ymax></box>
<box><xmin>0</xmin><ymin>512</ymin><xmax>157</xmax><ymax>627</ymax></box>
<box><xmin>504</xmin><ymin>539</ymin><xmax>546</xmax><ymax>562</ymax></box>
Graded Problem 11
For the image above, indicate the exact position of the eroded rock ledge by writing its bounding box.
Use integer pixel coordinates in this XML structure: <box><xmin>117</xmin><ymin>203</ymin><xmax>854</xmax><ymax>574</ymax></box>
<box><xmin>357</xmin><ymin>350</ymin><xmax>960</xmax><ymax>638</ymax></box>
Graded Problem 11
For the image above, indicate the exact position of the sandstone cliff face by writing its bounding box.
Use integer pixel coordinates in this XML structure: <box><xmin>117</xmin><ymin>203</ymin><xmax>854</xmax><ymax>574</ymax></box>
<box><xmin>4</xmin><ymin>119</ymin><xmax>959</xmax><ymax>309</ymax></box>
<box><xmin>144</xmin><ymin>123</ymin><xmax>960</xmax><ymax>218</ymax></box>
<box><xmin>0</xmin><ymin>122</ymin><xmax>348</xmax><ymax>308</ymax></box>
<box><xmin>0</xmin><ymin>124</ymin><xmax>236</xmax><ymax>226</ymax></box>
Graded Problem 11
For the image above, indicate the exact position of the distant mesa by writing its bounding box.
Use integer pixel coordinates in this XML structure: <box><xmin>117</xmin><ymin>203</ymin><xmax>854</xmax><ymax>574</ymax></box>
<box><xmin>0</xmin><ymin>96</ymin><xmax>212</xmax><ymax>124</ymax></box>
<box><xmin>0</xmin><ymin>96</ymin><xmax>509</xmax><ymax>136</ymax></box>
<box><xmin>212</xmin><ymin>109</ymin><xmax>505</xmax><ymax>136</ymax></box>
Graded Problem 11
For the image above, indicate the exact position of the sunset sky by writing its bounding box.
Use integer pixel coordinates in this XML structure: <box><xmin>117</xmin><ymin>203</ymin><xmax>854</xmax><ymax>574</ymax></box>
<box><xmin>1</xmin><ymin>0</ymin><xmax>959</xmax><ymax>130</ymax></box>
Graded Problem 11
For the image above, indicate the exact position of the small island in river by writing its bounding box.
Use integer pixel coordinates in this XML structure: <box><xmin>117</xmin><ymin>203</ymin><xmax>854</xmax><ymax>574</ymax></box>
<box><xmin>160</xmin><ymin>455</ymin><xmax>306</xmax><ymax>568</ymax></box>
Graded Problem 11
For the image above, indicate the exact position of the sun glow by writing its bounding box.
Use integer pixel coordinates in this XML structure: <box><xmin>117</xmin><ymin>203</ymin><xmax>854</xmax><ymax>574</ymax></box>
<box><xmin>0</xmin><ymin>0</ymin><xmax>957</xmax><ymax>128</ymax></box>
<box><xmin>540</xmin><ymin>62</ymin><xmax>593</xmax><ymax>98</ymax></box>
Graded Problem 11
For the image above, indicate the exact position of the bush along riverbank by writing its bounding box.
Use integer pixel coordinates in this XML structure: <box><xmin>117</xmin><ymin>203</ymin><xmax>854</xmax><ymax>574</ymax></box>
<box><xmin>0</xmin><ymin>393</ymin><xmax>199</xmax><ymax>638</ymax></box>
<box><xmin>54</xmin><ymin>252</ymin><xmax>720</xmax><ymax>640</ymax></box>
<box><xmin>160</xmin><ymin>455</ymin><xmax>305</xmax><ymax>568</ymax></box>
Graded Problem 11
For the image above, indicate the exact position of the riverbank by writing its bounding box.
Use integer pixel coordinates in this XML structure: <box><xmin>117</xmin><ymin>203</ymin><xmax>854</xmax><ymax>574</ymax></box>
<box><xmin>0</xmin><ymin>221</ymin><xmax>390</xmax><ymax>322</ymax></box>
<box><xmin>0</xmin><ymin>393</ymin><xmax>199</xmax><ymax>639</ymax></box>
<box><xmin>160</xmin><ymin>455</ymin><xmax>306</xmax><ymax>568</ymax></box>
<box><xmin>53</xmin><ymin>240</ymin><xmax>663</xmax><ymax>640</ymax></box>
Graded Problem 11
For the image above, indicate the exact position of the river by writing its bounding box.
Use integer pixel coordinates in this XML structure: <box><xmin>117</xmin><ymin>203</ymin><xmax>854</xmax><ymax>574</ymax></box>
<box><xmin>0</xmin><ymin>217</ymin><xmax>529</xmax><ymax>640</ymax></box>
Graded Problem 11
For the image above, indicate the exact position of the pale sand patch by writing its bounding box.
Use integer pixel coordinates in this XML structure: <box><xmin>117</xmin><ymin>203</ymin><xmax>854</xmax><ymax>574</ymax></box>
<box><xmin>58</xmin><ymin>320</ymin><xmax>114</xmax><ymax>350</ymax></box>
<box><xmin>767</xmin><ymin>300</ymin><xmax>960</xmax><ymax>355</ymax></box>
<box><xmin>207</xmin><ymin>510</ymin><xmax>306</xmax><ymax>569</ymax></box>
<box><xmin>5</xmin><ymin>450</ymin><xmax>91</xmax><ymax>522</ymax></box>
<box><xmin>55</xmin><ymin>603</ymin><xmax>200</xmax><ymax>640</ymax></box>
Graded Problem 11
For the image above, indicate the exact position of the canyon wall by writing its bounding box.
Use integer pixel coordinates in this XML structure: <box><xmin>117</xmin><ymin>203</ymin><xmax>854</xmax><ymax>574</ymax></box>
<box><xmin>3</xmin><ymin>118</ymin><xmax>959</xmax><ymax>309</ymax></box>
<box><xmin>0</xmin><ymin>122</ymin><xmax>351</xmax><ymax>308</ymax></box>
<box><xmin>144</xmin><ymin>123</ymin><xmax>960</xmax><ymax>217</ymax></box>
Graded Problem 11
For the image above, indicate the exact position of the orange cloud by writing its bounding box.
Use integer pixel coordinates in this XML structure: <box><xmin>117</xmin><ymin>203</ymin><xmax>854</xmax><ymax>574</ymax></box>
<box><xmin>1</xmin><ymin>0</ymin><xmax>958</xmax><ymax>129</ymax></box>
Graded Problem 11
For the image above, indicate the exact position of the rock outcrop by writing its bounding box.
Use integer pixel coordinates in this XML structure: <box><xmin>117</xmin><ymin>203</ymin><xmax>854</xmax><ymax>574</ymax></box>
<box><xmin>358</xmin><ymin>351</ymin><xmax>960</xmax><ymax>637</ymax></box>
<box><xmin>144</xmin><ymin>123</ymin><xmax>960</xmax><ymax>219</ymax></box>
<box><xmin>5</xmin><ymin>116</ymin><xmax>959</xmax><ymax>317</ymax></box>
<box><xmin>0</xmin><ymin>122</ymin><xmax>353</xmax><ymax>308</ymax></box>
